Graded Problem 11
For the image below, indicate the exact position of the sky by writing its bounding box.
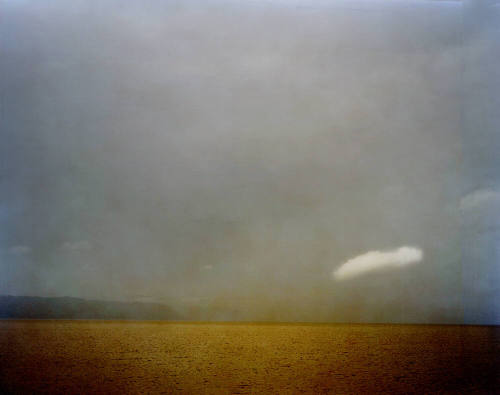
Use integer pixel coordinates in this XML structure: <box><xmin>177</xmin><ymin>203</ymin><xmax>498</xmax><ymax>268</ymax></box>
<box><xmin>0</xmin><ymin>0</ymin><xmax>498</xmax><ymax>324</ymax></box>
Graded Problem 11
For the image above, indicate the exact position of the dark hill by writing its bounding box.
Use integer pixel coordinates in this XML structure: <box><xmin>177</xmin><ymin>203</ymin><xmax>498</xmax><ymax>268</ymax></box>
<box><xmin>0</xmin><ymin>295</ymin><xmax>182</xmax><ymax>320</ymax></box>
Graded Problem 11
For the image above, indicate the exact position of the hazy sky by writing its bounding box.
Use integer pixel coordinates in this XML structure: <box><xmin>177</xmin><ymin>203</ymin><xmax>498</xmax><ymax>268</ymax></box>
<box><xmin>1</xmin><ymin>0</ymin><xmax>498</xmax><ymax>324</ymax></box>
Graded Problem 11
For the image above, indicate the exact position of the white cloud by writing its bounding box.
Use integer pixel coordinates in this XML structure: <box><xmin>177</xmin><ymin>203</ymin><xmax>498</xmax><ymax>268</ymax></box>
<box><xmin>460</xmin><ymin>188</ymin><xmax>500</xmax><ymax>211</ymax></box>
<box><xmin>60</xmin><ymin>240</ymin><xmax>92</xmax><ymax>252</ymax></box>
<box><xmin>332</xmin><ymin>246</ymin><xmax>423</xmax><ymax>280</ymax></box>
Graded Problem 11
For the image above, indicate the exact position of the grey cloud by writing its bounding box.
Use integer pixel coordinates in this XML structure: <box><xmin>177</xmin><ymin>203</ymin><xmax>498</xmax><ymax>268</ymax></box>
<box><xmin>60</xmin><ymin>241</ymin><xmax>92</xmax><ymax>252</ymax></box>
<box><xmin>0</xmin><ymin>0</ymin><xmax>498</xmax><ymax>323</ymax></box>
<box><xmin>8</xmin><ymin>245</ymin><xmax>31</xmax><ymax>255</ymax></box>
<box><xmin>460</xmin><ymin>188</ymin><xmax>500</xmax><ymax>211</ymax></box>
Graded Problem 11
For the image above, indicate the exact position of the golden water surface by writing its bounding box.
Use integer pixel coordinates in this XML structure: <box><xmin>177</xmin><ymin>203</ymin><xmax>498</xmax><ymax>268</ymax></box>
<box><xmin>0</xmin><ymin>321</ymin><xmax>498</xmax><ymax>394</ymax></box>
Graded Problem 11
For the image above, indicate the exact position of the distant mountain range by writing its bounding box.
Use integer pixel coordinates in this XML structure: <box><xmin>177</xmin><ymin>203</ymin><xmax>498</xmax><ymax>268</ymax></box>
<box><xmin>0</xmin><ymin>295</ymin><xmax>182</xmax><ymax>320</ymax></box>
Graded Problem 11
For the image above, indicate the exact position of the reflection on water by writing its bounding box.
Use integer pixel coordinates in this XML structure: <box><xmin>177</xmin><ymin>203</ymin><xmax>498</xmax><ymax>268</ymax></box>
<box><xmin>0</xmin><ymin>321</ymin><xmax>498</xmax><ymax>394</ymax></box>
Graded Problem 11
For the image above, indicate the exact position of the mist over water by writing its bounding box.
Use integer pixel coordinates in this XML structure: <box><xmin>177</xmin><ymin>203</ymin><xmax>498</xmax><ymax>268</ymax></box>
<box><xmin>0</xmin><ymin>0</ymin><xmax>499</xmax><ymax>323</ymax></box>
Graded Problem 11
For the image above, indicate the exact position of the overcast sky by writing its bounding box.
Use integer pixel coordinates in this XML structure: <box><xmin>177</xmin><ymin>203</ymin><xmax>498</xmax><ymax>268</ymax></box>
<box><xmin>1</xmin><ymin>0</ymin><xmax>498</xmax><ymax>324</ymax></box>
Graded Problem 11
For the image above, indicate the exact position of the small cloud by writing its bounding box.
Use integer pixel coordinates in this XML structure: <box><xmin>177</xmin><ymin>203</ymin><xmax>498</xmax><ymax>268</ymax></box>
<box><xmin>181</xmin><ymin>296</ymin><xmax>208</xmax><ymax>306</ymax></box>
<box><xmin>132</xmin><ymin>295</ymin><xmax>158</xmax><ymax>303</ymax></box>
<box><xmin>201</xmin><ymin>264</ymin><xmax>214</xmax><ymax>271</ymax></box>
<box><xmin>8</xmin><ymin>245</ymin><xmax>31</xmax><ymax>255</ymax></box>
<box><xmin>460</xmin><ymin>188</ymin><xmax>500</xmax><ymax>211</ymax></box>
<box><xmin>60</xmin><ymin>240</ymin><xmax>92</xmax><ymax>252</ymax></box>
<box><xmin>333</xmin><ymin>246</ymin><xmax>423</xmax><ymax>281</ymax></box>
